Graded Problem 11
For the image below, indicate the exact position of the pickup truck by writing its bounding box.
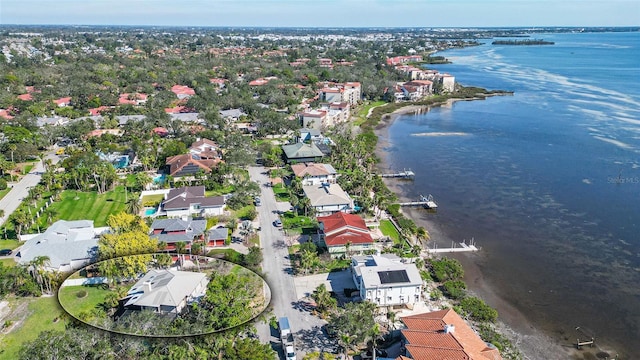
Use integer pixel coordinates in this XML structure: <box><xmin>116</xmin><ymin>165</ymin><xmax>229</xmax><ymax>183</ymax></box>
<box><xmin>279</xmin><ymin>317</ymin><xmax>296</xmax><ymax>360</ymax></box>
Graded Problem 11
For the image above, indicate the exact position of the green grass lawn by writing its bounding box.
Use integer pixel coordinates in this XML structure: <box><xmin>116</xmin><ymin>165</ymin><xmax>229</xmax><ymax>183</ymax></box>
<box><xmin>45</xmin><ymin>186</ymin><xmax>127</xmax><ymax>226</ymax></box>
<box><xmin>141</xmin><ymin>193</ymin><xmax>164</xmax><ymax>206</ymax></box>
<box><xmin>58</xmin><ymin>285</ymin><xmax>111</xmax><ymax>317</ymax></box>
<box><xmin>272</xmin><ymin>183</ymin><xmax>291</xmax><ymax>202</ymax></box>
<box><xmin>0</xmin><ymin>296</ymin><xmax>66</xmax><ymax>359</ymax></box>
<box><xmin>281</xmin><ymin>212</ymin><xmax>316</xmax><ymax>236</ymax></box>
<box><xmin>380</xmin><ymin>219</ymin><xmax>401</xmax><ymax>243</ymax></box>
<box><xmin>233</xmin><ymin>205</ymin><xmax>256</xmax><ymax>221</ymax></box>
<box><xmin>354</xmin><ymin>100</ymin><xmax>386</xmax><ymax>126</ymax></box>
<box><xmin>0</xmin><ymin>239</ymin><xmax>20</xmax><ymax>250</ymax></box>
<box><xmin>0</xmin><ymin>188</ymin><xmax>10</xmax><ymax>201</ymax></box>
<box><xmin>0</xmin><ymin>258</ymin><xmax>17</xmax><ymax>267</ymax></box>
<box><xmin>205</xmin><ymin>185</ymin><xmax>234</xmax><ymax>197</ymax></box>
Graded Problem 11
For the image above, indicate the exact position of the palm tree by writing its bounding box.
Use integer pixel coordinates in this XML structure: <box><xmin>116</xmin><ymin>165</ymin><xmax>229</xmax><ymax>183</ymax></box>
<box><xmin>125</xmin><ymin>198</ymin><xmax>141</xmax><ymax>215</ymax></box>
<box><xmin>175</xmin><ymin>241</ymin><xmax>186</xmax><ymax>268</ymax></box>
<box><xmin>30</xmin><ymin>255</ymin><xmax>52</xmax><ymax>294</ymax></box>
<box><xmin>8</xmin><ymin>143</ymin><xmax>17</xmax><ymax>163</ymax></box>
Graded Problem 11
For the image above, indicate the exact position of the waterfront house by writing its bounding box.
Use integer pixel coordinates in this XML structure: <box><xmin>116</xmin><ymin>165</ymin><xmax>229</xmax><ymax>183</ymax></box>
<box><xmin>161</xmin><ymin>186</ymin><xmax>225</xmax><ymax>218</ymax></box>
<box><xmin>303</xmin><ymin>183</ymin><xmax>353</xmax><ymax>216</ymax></box>
<box><xmin>120</xmin><ymin>269</ymin><xmax>208</xmax><ymax>315</ymax></box>
<box><xmin>291</xmin><ymin>162</ymin><xmax>338</xmax><ymax>186</ymax></box>
<box><xmin>282</xmin><ymin>142</ymin><xmax>324</xmax><ymax>164</ymax></box>
<box><xmin>399</xmin><ymin>309</ymin><xmax>503</xmax><ymax>360</ymax></box>
<box><xmin>317</xmin><ymin>212</ymin><xmax>373</xmax><ymax>257</ymax></box>
<box><xmin>351</xmin><ymin>254</ymin><xmax>422</xmax><ymax>307</ymax></box>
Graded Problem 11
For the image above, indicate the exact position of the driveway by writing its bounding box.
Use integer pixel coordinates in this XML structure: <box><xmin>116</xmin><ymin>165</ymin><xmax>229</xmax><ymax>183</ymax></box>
<box><xmin>293</xmin><ymin>270</ymin><xmax>356</xmax><ymax>300</ymax></box>
<box><xmin>0</xmin><ymin>149</ymin><xmax>60</xmax><ymax>228</ymax></box>
<box><xmin>248</xmin><ymin>166</ymin><xmax>338</xmax><ymax>358</ymax></box>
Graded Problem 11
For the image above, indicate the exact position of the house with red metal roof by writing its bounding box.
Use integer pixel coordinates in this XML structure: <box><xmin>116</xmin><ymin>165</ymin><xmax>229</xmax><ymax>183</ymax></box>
<box><xmin>399</xmin><ymin>309</ymin><xmax>503</xmax><ymax>360</ymax></box>
<box><xmin>317</xmin><ymin>212</ymin><xmax>373</xmax><ymax>257</ymax></box>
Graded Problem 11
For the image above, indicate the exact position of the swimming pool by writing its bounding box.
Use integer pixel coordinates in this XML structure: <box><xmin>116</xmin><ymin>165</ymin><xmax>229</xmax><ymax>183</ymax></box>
<box><xmin>153</xmin><ymin>174</ymin><xmax>166</xmax><ymax>184</ymax></box>
<box><xmin>144</xmin><ymin>208</ymin><xmax>157</xmax><ymax>216</ymax></box>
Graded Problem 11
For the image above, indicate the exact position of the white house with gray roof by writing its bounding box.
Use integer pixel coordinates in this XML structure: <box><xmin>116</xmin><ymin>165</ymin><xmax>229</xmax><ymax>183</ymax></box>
<box><xmin>17</xmin><ymin>220</ymin><xmax>109</xmax><ymax>272</ymax></box>
<box><xmin>161</xmin><ymin>186</ymin><xmax>225</xmax><ymax>218</ymax></box>
<box><xmin>302</xmin><ymin>183</ymin><xmax>353</xmax><ymax>216</ymax></box>
<box><xmin>351</xmin><ymin>255</ymin><xmax>423</xmax><ymax>307</ymax></box>
<box><xmin>121</xmin><ymin>269</ymin><xmax>208</xmax><ymax>315</ymax></box>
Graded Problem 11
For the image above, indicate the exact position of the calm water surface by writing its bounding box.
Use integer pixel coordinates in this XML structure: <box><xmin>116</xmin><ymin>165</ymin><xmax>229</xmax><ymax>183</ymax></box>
<box><xmin>381</xmin><ymin>32</ymin><xmax>640</xmax><ymax>357</ymax></box>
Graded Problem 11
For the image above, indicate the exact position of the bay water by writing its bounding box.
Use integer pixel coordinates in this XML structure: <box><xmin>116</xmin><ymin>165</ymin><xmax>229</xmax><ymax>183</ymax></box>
<box><xmin>379</xmin><ymin>32</ymin><xmax>640</xmax><ymax>357</ymax></box>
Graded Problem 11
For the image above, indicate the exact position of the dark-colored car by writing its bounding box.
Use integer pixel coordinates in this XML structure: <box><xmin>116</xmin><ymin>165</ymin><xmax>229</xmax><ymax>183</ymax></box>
<box><xmin>0</xmin><ymin>249</ymin><xmax>13</xmax><ymax>256</ymax></box>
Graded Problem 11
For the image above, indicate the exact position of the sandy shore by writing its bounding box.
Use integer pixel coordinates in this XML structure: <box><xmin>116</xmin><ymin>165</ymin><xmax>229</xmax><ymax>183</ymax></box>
<box><xmin>372</xmin><ymin>99</ymin><xmax>613</xmax><ymax>360</ymax></box>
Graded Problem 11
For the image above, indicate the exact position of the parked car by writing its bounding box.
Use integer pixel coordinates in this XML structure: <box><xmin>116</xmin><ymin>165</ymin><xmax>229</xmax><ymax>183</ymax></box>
<box><xmin>0</xmin><ymin>249</ymin><xmax>13</xmax><ymax>256</ymax></box>
<box><xmin>254</xmin><ymin>197</ymin><xmax>261</xmax><ymax>206</ymax></box>
<box><xmin>273</xmin><ymin>219</ymin><xmax>283</xmax><ymax>228</ymax></box>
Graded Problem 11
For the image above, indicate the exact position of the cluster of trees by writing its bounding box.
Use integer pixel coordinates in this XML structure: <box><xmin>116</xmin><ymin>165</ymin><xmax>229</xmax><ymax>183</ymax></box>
<box><xmin>18</xmin><ymin>322</ymin><xmax>276</xmax><ymax>360</ymax></box>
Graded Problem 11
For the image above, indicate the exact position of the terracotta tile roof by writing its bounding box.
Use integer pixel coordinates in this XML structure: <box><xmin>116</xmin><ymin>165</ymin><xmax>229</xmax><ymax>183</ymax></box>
<box><xmin>317</xmin><ymin>212</ymin><xmax>373</xmax><ymax>246</ymax></box>
<box><xmin>165</xmin><ymin>154</ymin><xmax>219</xmax><ymax>177</ymax></box>
<box><xmin>54</xmin><ymin>97</ymin><xmax>72</xmax><ymax>106</ymax></box>
<box><xmin>171</xmin><ymin>85</ymin><xmax>195</xmax><ymax>96</ymax></box>
<box><xmin>405</xmin><ymin>345</ymin><xmax>471</xmax><ymax>360</ymax></box>
<box><xmin>291</xmin><ymin>163</ymin><xmax>336</xmax><ymax>178</ymax></box>
<box><xmin>400</xmin><ymin>309</ymin><xmax>502</xmax><ymax>360</ymax></box>
<box><xmin>17</xmin><ymin>94</ymin><xmax>33</xmax><ymax>101</ymax></box>
<box><xmin>89</xmin><ymin>106</ymin><xmax>110</xmax><ymax>116</ymax></box>
<box><xmin>118</xmin><ymin>93</ymin><xmax>148</xmax><ymax>105</ymax></box>
<box><xmin>0</xmin><ymin>109</ymin><xmax>14</xmax><ymax>119</ymax></box>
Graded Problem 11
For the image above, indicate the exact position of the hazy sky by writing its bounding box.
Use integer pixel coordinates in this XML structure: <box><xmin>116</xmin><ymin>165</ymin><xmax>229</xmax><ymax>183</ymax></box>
<box><xmin>1</xmin><ymin>0</ymin><xmax>638</xmax><ymax>27</ymax></box>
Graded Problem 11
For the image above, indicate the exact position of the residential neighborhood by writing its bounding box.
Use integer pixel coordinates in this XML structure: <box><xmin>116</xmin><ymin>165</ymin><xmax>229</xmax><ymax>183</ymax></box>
<box><xmin>0</xmin><ymin>25</ymin><xmax>518</xmax><ymax>360</ymax></box>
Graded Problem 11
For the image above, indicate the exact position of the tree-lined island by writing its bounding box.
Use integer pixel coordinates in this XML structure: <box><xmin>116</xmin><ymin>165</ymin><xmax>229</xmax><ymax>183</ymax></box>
<box><xmin>492</xmin><ymin>39</ymin><xmax>555</xmax><ymax>45</ymax></box>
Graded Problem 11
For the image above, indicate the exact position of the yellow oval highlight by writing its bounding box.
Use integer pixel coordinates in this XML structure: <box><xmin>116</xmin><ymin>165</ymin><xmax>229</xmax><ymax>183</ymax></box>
<box><xmin>58</xmin><ymin>253</ymin><xmax>271</xmax><ymax>337</ymax></box>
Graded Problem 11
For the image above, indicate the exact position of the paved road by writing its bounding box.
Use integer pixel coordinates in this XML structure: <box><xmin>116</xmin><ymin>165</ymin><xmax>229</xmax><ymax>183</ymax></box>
<box><xmin>0</xmin><ymin>150</ymin><xmax>60</xmax><ymax>228</ymax></box>
<box><xmin>248</xmin><ymin>166</ymin><xmax>336</xmax><ymax>359</ymax></box>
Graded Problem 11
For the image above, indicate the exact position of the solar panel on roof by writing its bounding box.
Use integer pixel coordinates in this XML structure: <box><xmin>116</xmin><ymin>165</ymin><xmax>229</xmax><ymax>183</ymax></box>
<box><xmin>378</xmin><ymin>270</ymin><xmax>410</xmax><ymax>284</ymax></box>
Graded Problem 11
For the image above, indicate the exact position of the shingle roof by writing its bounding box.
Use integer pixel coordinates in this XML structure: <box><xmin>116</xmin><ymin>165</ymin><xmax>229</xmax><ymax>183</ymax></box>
<box><xmin>163</xmin><ymin>186</ymin><xmax>224</xmax><ymax>210</ymax></box>
<box><xmin>150</xmin><ymin>218</ymin><xmax>207</xmax><ymax>243</ymax></box>
<box><xmin>123</xmin><ymin>269</ymin><xmax>207</xmax><ymax>309</ymax></box>
<box><xmin>302</xmin><ymin>183</ymin><xmax>351</xmax><ymax>208</ymax></box>
<box><xmin>208</xmin><ymin>227</ymin><xmax>229</xmax><ymax>241</ymax></box>
<box><xmin>282</xmin><ymin>142</ymin><xmax>324</xmax><ymax>160</ymax></box>
<box><xmin>18</xmin><ymin>220</ymin><xmax>99</xmax><ymax>270</ymax></box>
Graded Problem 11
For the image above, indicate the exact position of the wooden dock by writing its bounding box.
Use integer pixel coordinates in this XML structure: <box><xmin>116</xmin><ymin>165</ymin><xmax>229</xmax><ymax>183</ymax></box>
<box><xmin>398</xmin><ymin>194</ymin><xmax>438</xmax><ymax>209</ymax></box>
<box><xmin>381</xmin><ymin>169</ymin><xmax>415</xmax><ymax>179</ymax></box>
<box><xmin>424</xmin><ymin>239</ymin><xmax>479</xmax><ymax>254</ymax></box>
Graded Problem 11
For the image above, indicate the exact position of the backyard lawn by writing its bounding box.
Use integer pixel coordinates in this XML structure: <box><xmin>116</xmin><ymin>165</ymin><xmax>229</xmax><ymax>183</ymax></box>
<box><xmin>141</xmin><ymin>193</ymin><xmax>165</xmax><ymax>206</ymax></box>
<box><xmin>45</xmin><ymin>186</ymin><xmax>127</xmax><ymax>226</ymax></box>
<box><xmin>380</xmin><ymin>219</ymin><xmax>401</xmax><ymax>243</ymax></box>
<box><xmin>58</xmin><ymin>285</ymin><xmax>111</xmax><ymax>316</ymax></box>
<box><xmin>0</xmin><ymin>296</ymin><xmax>66</xmax><ymax>359</ymax></box>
